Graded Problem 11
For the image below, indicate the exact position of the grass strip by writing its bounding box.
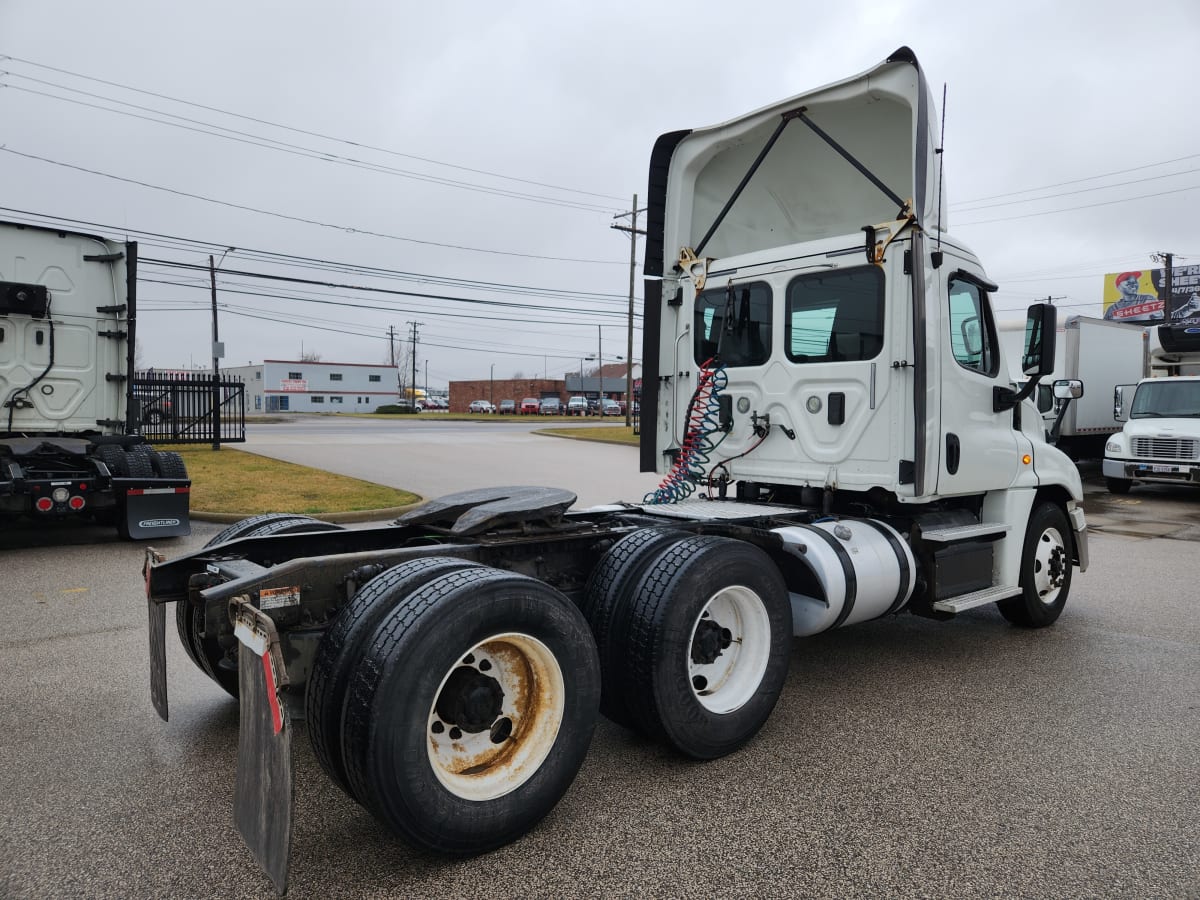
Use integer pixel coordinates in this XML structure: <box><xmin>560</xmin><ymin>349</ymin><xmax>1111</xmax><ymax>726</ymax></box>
<box><xmin>154</xmin><ymin>445</ymin><xmax>419</xmax><ymax>515</ymax></box>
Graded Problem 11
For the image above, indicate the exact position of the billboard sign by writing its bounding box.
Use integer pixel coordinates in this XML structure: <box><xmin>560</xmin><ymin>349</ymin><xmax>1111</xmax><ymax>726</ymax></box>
<box><xmin>1103</xmin><ymin>266</ymin><xmax>1200</xmax><ymax>325</ymax></box>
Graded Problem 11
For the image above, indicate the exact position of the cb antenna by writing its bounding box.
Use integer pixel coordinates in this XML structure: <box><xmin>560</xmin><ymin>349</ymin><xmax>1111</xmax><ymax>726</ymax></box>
<box><xmin>935</xmin><ymin>82</ymin><xmax>947</xmax><ymax>251</ymax></box>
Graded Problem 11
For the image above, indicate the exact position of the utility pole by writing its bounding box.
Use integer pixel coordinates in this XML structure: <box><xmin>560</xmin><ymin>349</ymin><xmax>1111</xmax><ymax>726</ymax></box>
<box><xmin>387</xmin><ymin>325</ymin><xmax>397</xmax><ymax>367</ymax></box>
<box><xmin>407</xmin><ymin>321</ymin><xmax>422</xmax><ymax>407</ymax></box>
<box><xmin>1152</xmin><ymin>251</ymin><xmax>1174</xmax><ymax>318</ymax></box>
<box><xmin>612</xmin><ymin>194</ymin><xmax>646</xmax><ymax>426</ymax></box>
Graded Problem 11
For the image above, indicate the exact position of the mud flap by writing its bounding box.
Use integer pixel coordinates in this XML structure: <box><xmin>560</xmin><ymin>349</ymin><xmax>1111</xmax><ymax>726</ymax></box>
<box><xmin>121</xmin><ymin>479</ymin><xmax>191</xmax><ymax>539</ymax></box>
<box><xmin>144</xmin><ymin>549</ymin><xmax>169</xmax><ymax>721</ymax></box>
<box><xmin>232</xmin><ymin>602</ymin><xmax>293</xmax><ymax>896</ymax></box>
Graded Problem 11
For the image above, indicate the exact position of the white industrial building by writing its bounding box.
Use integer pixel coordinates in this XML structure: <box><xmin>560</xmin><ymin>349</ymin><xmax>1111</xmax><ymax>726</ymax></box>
<box><xmin>221</xmin><ymin>360</ymin><xmax>399</xmax><ymax>412</ymax></box>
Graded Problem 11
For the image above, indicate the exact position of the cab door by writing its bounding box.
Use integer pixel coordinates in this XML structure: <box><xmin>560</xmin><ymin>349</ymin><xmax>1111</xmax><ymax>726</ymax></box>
<box><xmin>936</xmin><ymin>264</ymin><xmax>1021</xmax><ymax>495</ymax></box>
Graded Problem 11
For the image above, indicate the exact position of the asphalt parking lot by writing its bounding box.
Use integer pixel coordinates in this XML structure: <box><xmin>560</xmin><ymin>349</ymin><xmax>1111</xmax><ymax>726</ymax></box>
<box><xmin>1</xmin><ymin>464</ymin><xmax>1198</xmax><ymax>898</ymax></box>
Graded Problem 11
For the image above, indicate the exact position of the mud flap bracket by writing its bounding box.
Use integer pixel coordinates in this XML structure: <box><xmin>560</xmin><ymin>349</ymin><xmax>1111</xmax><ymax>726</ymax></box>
<box><xmin>231</xmin><ymin>599</ymin><xmax>293</xmax><ymax>896</ymax></box>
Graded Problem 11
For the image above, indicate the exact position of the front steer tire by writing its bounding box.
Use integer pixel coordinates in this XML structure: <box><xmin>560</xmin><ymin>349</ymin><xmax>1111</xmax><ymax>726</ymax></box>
<box><xmin>1105</xmin><ymin>476</ymin><xmax>1132</xmax><ymax>495</ymax></box>
<box><xmin>341</xmin><ymin>566</ymin><xmax>600</xmax><ymax>855</ymax></box>
<box><xmin>997</xmin><ymin>502</ymin><xmax>1073</xmax><ymax>628</ymax></box>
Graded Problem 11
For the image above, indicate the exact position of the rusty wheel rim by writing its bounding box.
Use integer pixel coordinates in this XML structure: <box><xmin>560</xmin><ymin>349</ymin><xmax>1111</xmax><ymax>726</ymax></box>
<box><xmin>426</xmin><ymin>632</ymin><xmax>565</xmax><ymax>801</ymax></box>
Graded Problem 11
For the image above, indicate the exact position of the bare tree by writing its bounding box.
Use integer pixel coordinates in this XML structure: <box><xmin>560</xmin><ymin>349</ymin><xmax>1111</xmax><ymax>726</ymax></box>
<box><xmin>299</xmin><ymin>348</ymin><xmax>322</xmax><ymax>362</ymax></box>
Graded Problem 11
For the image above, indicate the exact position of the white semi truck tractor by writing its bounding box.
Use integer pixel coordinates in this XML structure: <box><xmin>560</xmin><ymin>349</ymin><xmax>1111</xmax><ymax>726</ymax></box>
<box><xmin>1</xmin><ymin>220</ymin><xmax>191</xmax><ymax>539</ymax></box>
<box><xmin>142</xmin><ymin>47</ymin><xmax>1087</xmax><ymax>894</ymax></box>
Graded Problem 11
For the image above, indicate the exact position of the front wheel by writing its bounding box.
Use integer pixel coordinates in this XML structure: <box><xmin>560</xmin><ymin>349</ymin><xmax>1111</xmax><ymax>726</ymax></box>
<box><xmin>341</xmin><ymin>567</ymin><xmax>600</xmax><ymax>854</ymax></box>
<box><xmin>1105</xmin><ymin>476</ymin><xmax>1132</xmax><ymax>495</ymax></box>
<box><xmin>998</xmin><ymin>502</ymin><xmax>1073</xmax><ymax>628</ymax></box>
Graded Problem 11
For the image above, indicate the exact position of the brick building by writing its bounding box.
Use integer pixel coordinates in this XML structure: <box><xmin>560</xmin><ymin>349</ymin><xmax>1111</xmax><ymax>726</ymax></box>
<box><xmin>449</xmin><ymin>378</ymin><xmax>564</xmax><ymax>413</ymax></box>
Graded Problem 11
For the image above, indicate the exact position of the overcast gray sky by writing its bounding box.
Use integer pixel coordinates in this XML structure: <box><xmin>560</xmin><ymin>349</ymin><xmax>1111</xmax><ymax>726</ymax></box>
<box><xmin>2</xmin><ymin>0</ymin><xmax>1197</xmax><ymax>387</ymax></box>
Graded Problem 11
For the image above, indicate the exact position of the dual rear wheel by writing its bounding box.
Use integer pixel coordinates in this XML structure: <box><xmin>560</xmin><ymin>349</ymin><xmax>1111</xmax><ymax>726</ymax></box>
<box><xmin>307</xmin><ymin>559</ymin><xmax>600</xmax><ymax>854</ymax></box>
<box><xmin>584</xmin><ymin>531</ymin><xmax>793</xmax><ymax>759</ymax></box>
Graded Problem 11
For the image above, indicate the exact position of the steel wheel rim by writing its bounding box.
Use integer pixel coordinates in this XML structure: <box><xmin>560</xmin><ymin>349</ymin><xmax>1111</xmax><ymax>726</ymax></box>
<box><xmin>1033</xmin><ymin>525</ymin><xmax>1068</xmax><ymax>606</ymax></box>
<box><xmin>686</xmin><ymin>586</ymin><xmax>771</xmax><ymax>714</ymax></box>
<box><xmin>426</xmin><ymin>632</ymin><xmax>565</xmax><ymax>801</ymax></box>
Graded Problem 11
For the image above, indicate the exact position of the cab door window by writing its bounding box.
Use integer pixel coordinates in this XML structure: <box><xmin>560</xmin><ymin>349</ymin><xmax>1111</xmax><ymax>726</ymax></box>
<box><xmin>948</xmin><ymin>278</ymin><xmax>999</xmax><ymax>376</ymax></box>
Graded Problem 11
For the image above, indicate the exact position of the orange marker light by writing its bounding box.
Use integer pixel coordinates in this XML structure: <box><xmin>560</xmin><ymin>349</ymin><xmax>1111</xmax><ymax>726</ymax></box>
<box><xmin>1022</xmin><ymin>454</ymin><xmax>1032</xmax><ymax>465</ymax></box>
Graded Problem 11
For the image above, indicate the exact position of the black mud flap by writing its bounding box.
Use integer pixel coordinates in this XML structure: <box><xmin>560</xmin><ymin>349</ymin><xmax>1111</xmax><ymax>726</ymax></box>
<box><xmin>120</xmin><ymin>479</ymin><xmax>192</xmax><ymax>539</ymax></box>
<box><xmin>232</xmin><ymin>602</ymin><xmax>293</xmax><ymax>897</ymax></box>
<box><xmin>145</xmin><ymin>548</ymin><xmax>169</xmax><ymax>721</ymax></box>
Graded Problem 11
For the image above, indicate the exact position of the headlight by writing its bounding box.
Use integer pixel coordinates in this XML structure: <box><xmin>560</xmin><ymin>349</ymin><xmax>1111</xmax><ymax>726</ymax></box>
<box><xmin>1105</xmin><ymin>440</ymin><xmax>1122</xmax><ymax>454</ymax></box>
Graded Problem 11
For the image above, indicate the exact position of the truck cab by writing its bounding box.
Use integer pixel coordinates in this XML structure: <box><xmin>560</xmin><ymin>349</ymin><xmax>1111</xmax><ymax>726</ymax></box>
<box><xmin>641</xmin><ymin>46</ymin><xmax>1086</xmax><ymax>618</ymax></box>
<box><xmin>1104</xmin><ymin>374</ymin><xmax>1200</xmax><ymax>493</ymax></box>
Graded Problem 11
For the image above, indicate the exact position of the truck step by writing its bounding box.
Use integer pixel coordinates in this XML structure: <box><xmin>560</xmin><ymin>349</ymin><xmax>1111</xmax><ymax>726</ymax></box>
<box><xmin>932</xmin><ymin>584</ymin><xmax>1020</xmax><ymax>614</ymax></box>
<box><xmin>920</xmin><ymin>522</ymin><xmax>1011</xmax><ymax>542</ymax></box>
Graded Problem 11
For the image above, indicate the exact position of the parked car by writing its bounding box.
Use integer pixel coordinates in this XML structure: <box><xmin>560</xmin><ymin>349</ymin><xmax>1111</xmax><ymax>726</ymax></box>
<box><xmin>539</xmin><ymin>397</ymin><xmax>562</xmax><ymax>415</ymax></box>
<box><xmin>566</xmin><ymin>396</ymin><xmax>588</xmax><ymax>416</ymax></box>
<box><xmin>586</xmin><ymin>398</ymin><xmax>601</xmax><ymax>415</ymax></box>
<box><xmin>520</xmin><ymin>397</ymin><xmax>540</xmax><ymax>415</ymax></box>
<box><xmin>601</xmin><ymin>398</ymin><xmax>622</xmax><ymax>416</ymax></box>
<box><xmin>498</xmin><ymin>399</ymin><xmax>516</xmax><ymax>414</ymax></box>
<box><xmin>468</xmin><ymin>400</ymin><xmax>495</xmax><ymax>413</ymax></box>
<box><xmin>132</xmin><ymin>385</ymin><xmax>174</xmax><ymax>426</ymax></box>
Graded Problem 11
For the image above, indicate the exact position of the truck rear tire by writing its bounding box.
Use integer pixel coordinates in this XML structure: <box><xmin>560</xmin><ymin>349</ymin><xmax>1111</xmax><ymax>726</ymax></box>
<box><xmin>177</xmin><ymin>514</ymin><xmax>345</xmax><ymax>696</ymax></box>
<box><xmin>998</xmin><ymin>502</ymin><xmax>1072</xmax><ymax>628</ymax></box>
<box><xmin>306</xmin><ymin>556</ymin><xmax>483</xmax><ymax>799</ymax></box>
<box><xmin>341</xmin><ymin>566</ymin><xmax>600</xmax><ymax>855</ymax></box>
<box><xmin>149</xmin><ymin>450</ymin><xmax>188</xmax><ymax>480</ymax></box>
<box><xmin>1105</xmin><ymin>477</ymin><xmax>1132</xmax><ymax>495</ymax></box>
<box><xmin>582</xmin><ymin>526</ymin><xmax>687</xmax><ymax>727</ymax></box>
<box><xmin>618</xmin><ymin>535</ymin><xmax>792</xmax><ymax>759</ymax></box>
<box><xmin>125</xmin><ymin>448</ymin><xmax>155</xmax><ymax>479</ymax></box>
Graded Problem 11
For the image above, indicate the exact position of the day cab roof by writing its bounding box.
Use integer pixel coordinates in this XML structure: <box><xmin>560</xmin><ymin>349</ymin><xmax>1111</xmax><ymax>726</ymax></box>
<box><xmin>645</xmin><ymin>47</ymin><xmax>944</xmax><ymax>279</ymax></box>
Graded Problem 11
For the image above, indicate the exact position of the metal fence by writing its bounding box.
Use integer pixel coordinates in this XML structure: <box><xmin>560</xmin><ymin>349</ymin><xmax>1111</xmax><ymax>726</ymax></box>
<box><xmin>131</xmin><ymin>372</ymin><xmax>246</xmax><ymax>445</ymax></box>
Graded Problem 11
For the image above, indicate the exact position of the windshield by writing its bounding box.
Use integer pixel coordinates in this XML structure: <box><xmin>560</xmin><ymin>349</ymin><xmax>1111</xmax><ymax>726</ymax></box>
<box><xmin>1130</xmin><ymin>381</ymin><xmax>1200</xmax><ymax>418</ymax></box>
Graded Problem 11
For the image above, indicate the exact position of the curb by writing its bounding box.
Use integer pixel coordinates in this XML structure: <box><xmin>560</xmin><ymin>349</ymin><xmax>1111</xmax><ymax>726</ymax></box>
<box><xmin>191</xmin><ymin>501</ymin><xmax>425</xmax><ymax>525</ymax></box>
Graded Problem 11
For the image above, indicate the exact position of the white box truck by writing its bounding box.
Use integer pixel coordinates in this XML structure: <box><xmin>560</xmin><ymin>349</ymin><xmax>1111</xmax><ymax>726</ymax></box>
<box><xmin>1103</xmin><ymin>323</ymin><xmax>1200</xmax><ymax>492</ymax></box>
<box><xmin>998</xmin><ymin>315</ymin><xmax>1147</xmax><ymax>458</ymax></box>
<box><xmin>142</xmin><ymin>48</ymin><xmax>1087</xmax><ymax>894</ymax></box>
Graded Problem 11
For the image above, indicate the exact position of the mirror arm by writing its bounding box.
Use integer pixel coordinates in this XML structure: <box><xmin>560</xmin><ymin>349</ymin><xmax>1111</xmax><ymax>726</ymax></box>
<box><xmin>993</xmin><ymin>375</ymin><xmax>1042</xmax><ymax>413</ymax></box>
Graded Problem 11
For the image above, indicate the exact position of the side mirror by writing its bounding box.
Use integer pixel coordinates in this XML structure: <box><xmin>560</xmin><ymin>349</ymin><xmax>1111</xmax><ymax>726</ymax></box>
<box><xmin>1022</xmin><ymin>303</ymin><xmax>1057</xmax><ymax>377</ymax></box>
<box><xmin>1113</xmin><ymin>384</ymin><xmax>1133</xmax><ymax>422</ymax></box>
<box><xmin>961</xmin><ymin>316</ymin><xmax>983</xmax><ymax>357</ymax></box>
<box><xmin>1053</xmin><ymin>379</ymin><xmax>1083</xmax><ymax>400</ymax></box>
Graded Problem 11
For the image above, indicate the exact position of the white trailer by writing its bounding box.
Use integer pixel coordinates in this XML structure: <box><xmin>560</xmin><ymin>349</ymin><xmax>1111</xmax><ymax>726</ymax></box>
<box><xmin>998</xmin><ymin>315</ymin><xmax>1147</xmax><ymax>458</ymax></box>
<box><xmin>143</xmin><ymin>47</ymin><xmax>1087</xmax><ymax>894</ymax></box>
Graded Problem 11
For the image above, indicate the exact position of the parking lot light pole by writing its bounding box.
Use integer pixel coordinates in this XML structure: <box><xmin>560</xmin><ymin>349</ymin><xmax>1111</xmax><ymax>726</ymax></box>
<box><xmin>490</xmin><ymin>363</ymin><xmax>494</xmax><ymax>409</ymax></box>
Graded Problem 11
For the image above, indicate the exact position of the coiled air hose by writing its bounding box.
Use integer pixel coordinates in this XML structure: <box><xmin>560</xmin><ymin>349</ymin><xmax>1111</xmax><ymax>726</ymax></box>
<box><xmin>643</xmin><ymin>358</ymin><xmax>727</xmax><ymax>504</ymax></box>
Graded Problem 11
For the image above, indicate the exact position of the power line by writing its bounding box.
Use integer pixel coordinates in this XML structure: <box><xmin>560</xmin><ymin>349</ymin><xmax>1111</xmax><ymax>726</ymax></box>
<box><xmin>141</xmin><ymin>258</ymin><xmax>638</xmax><ymax>313</ymax></box>
<box><xmin>0</xmin><ymin>79</ymin><xmax>620</xmax><ymax>214</ymax></box>
<box><xmin>0</xmin><ymin>206</ymin><xmax>634</xmax><ymax>301</ymax></box>
<box><xmin>137</xmin><ymin>277</ymin><xmax>636</xmax><ymax>326</ymax></box>
<box><xmin>953</xmin><ymin>166</ymin><xmax>1200</xmax><ymax>214</ymax></box>
<box><xmin>956</xmin><ymin>181</ymin><xmax>1200</xmax><ymax>228</ymax></box>
<box><xmin>953</xmin><ymin>152</ymin><xmax>1200</xmax><ymax>205</ymax></box>
<box><xmin>0</xmin><ymin>53</ymin><xmax>627</xmax><ymax>203</ymax></box>
<box><xmin>0</xmin><ymin>148</ymin><xmax>626</xmax><ymax>265</ymax></box>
